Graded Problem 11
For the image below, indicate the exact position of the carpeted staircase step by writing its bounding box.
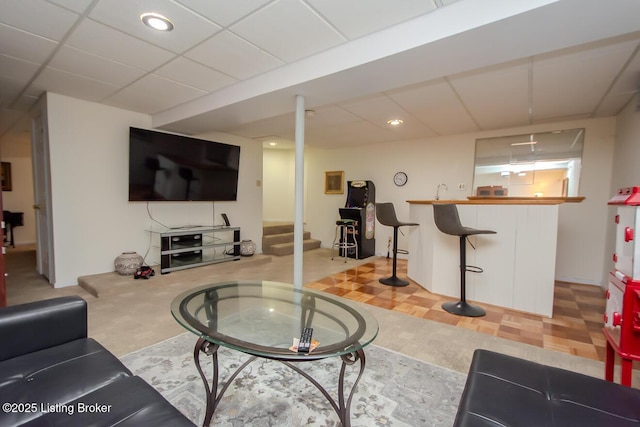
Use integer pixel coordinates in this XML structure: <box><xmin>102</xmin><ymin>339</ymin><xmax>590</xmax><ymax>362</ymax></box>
<box><xmin>263</xmin><ymin>223</ymin><xmax>294</xmax><ymax>236</ymax></box>
<box><xmin>269</xmin><ymin>239</ymin><xmax>322</xmax><ymax>256</ymax></box>
<box><xmin>78</xmin><ymin>255</ymin><xmax>273</xmax><ymax>298</ymax></box>
<box><xmin>263</xmin><ymin>231</ymin><xmax>310</xmax><ymax>250</ymax></box>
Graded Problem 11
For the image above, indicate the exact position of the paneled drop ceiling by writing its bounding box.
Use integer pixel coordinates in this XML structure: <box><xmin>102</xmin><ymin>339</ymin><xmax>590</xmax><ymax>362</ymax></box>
<box><xmin>1</xmin><ymin>0</ymin><xmax>639</xmax><ymax>149</ymax></box>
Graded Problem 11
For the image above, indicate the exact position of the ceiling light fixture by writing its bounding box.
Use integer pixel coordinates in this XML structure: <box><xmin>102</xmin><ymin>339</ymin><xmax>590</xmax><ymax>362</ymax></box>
<box><xmin>387</xmin><ymin>119</ymin><xmax>403</xmax><ymax>126</ymax></box>
<box><xmin>141</xmin><ymin>13</ymin><xmax>174</xmax><ymax>31</ymax></box>
<box><xmin>268</xmin><ymin>141</ymin><xmax>278</xmax><ymax>146</ymax></box>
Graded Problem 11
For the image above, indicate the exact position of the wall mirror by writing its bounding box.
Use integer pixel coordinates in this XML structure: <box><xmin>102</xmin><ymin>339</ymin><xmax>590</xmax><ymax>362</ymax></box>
<box><xmin>473</xmin><ymin>128</ymin><xmax>584</xmax><ymax>197</ymax></box>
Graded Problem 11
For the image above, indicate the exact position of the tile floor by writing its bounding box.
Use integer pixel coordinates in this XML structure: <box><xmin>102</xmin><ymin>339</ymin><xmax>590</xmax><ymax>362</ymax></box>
<box><xmin>306</xmin><ymin>256</ymin><xmax>608</xmax><ymax>362</ymax></box>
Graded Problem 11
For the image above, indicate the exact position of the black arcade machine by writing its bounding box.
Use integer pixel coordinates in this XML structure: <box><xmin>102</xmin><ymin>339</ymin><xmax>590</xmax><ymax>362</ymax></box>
<box><xmin>339</xmin><ymin>180</ymin><xmax>375</xmax><ymax>258</ymax></box>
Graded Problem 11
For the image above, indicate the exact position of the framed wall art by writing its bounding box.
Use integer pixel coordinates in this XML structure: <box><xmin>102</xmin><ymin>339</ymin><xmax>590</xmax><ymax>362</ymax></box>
<box><xmin>1</xmin><ymin>162</ymin><xmax>12</xmax><ymax>191</ymax></box>
<box><xmin>324</xmin><ymin>171</ymin><xmax>344</xmax><ymax>194</ymax></box>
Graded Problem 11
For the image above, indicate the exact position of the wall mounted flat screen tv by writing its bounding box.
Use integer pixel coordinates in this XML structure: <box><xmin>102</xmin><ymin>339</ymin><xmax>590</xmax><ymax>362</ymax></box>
<box><xmin>128</xmin><ymin>127</ymin><xmax>240</xmax><ymax>202</ymax></box>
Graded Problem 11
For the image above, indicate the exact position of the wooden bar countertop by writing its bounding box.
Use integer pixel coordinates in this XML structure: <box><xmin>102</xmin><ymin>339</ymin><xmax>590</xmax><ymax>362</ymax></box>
<box><xmin>407</xmin><ymin>197</ymin><xmax>585</xmax><ymax>205</ymax></box>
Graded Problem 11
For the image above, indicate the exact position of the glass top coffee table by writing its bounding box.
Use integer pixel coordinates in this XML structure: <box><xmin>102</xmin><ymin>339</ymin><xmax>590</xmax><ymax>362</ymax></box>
<box><xmin>171</xmin><ymin>280</ymin><xmax>378</xmax><ymax>427</ymax></box>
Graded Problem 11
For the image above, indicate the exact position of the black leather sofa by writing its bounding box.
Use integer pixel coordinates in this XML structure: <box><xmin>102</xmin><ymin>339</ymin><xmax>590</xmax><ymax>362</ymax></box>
<box><xmin>0</xmin><ymin>296</ymin><xmax>195</xmax><ymax>426</ymax></box>
<box><xmin>454</xmin><ymin>349</ymin><xmax>640</xmax><ymax>426</ymax></box>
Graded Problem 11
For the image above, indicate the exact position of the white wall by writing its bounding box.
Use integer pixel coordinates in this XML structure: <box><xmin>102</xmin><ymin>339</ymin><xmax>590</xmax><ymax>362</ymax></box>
<box><xmin>263</xmin><ymin>149</ymin><xmax>295</xmax><ymax>222</ymax></box>
<box><xmin>0</xmin><ymin>137</ymin><xmax>36</xmax><ymax>245</ymax></box>
<box><xmin>611</xmin><ymin>96</ymin><xmax>640</xmax><ymax>191</ymax></box>
<box><xmin>608</xmin><ymin>95</ymin><xmax>640</xmax><ymax>282</ymax></box>
<box><xmin>264</xmin><ymin>117</ymin><xmax>616</xmax><ymax>286</ymax></box>
<box><xmin>555</xmin><ymin>118</ymin><xmax>616</xmax><ymax>285</ymax></box>
<box><xmin>30</xmin><ymin>91</ymin><xmax>631</xmax><ymax>288</ymax></box>
<box><xmin>45</xmin><ymin>93</ymin><xmax>263</xmax><ymax>287</ymax></box>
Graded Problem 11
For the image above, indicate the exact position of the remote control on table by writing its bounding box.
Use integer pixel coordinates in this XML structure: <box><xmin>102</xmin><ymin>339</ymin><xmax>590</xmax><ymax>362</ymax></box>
<box><xmin>298</xmin><ymin>327</ymin><xmax>313</xmax><ymax>353</ymax></box>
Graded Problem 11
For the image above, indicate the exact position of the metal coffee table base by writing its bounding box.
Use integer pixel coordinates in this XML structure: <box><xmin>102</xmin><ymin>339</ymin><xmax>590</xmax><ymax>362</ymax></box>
<box><xmin>193</xmin><ymin>337</ymin><xmax>366</xmax><ymax>427</ymax></box>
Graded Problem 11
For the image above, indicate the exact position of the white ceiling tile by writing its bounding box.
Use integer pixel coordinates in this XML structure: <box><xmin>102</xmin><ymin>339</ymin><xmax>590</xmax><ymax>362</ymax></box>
<box><xmin>596</xmin><ymin>92</ymin><xmax>636</xmax><ymax>117</ymax></box>
<box><xmin>174</xmin><ymin>0</ymin><xmax>273</xmax><ymax>27</ymax></box>
<box><xmin>596</xmin><ymin>44</ymin><xmax>640</xmax><ymax>116</ymax></box>
<box><xmin>66</xmin><ymin>20</ymin><xmax>176</xmax><ymax>71</ymax></box>
<box><xmin>231</xmin><ymin>104</ymin><xmax>372</xmax><ymax>144</ymax></box>
<box><xmin>306</xmin><ymin>120</ymin><xmax>397</xmax><ymax>147</ymax></box>
<box><xmin>22</xmin><ymin>84</ymin><xmax>45</xmax><ymax>99</ymax></box>
<box><xmin>228</xmin><ymin>112</ymin><xmax>297</xmax><ymax>139</ymax></box>
<box><xmin>48</xmin><ymin>46</ymin><xmax>147</xmax><ymax>86</ymax></box>
<box><xmin>48</xmin><ymin>0</ymin><xmax>94</xmax><ymax>14</ymax></box>
<box><xmin>154</xmin><ymin>57</ymin><xmax>237</xmax><ymax>92</ymax></box>
<box><xmin>0</xmin><ymin>54</ymin><xmax>40</xmax><ymax>82</ymax></box>
<box><xmin>533</xmin><ymin>40</ymin><xmax>638</xmax><ymax>120</ymax></box>
<box><xmin>2</xmin><ymin>0</ymin><xmax>640</xmax><ymax>146</ymax></box>
<box><xmin>388</xmin><ymin>119</ymin><xmax>438</xmax><ymax>139</ymax></box>
<box><xmin>13</xmin><ymin>94</ymin><xmax>39</xmax><ymax>111</ymax></box>
<box><xmin>89</xmin><ymin>0</ymin><xmax>221</xmax><ymax>54</ymax></box>
<box><xmin>605</xmin><ymin>45</ymin><xmax>640</xmax><ymax>98</ymax></box>
<box><xmin>230</xmin><ymin>0</ymin><xmax>346</xmax><ymax>62</ymax></box>
<box><xmin>388</xmin><ymin>80</ymin><xmax>479</xmax><ymax>135</ymax></box>
<box><xmin>341</xmin><ymin>95</ymin><xmax>409</xmax><ymax>125</ymax></box>
<box><xmin>306</xmin><ymin>105</ymin><xmax>361</xmax><ymax>129</ymax></box>
<box><xmin>450</xmin><ymin>62</ymin><xmax>530</xmax><ymax>130</ymax></box>
<box><xmin>103</xmin><ymin>74</ymin><xmax>207</xmax><ymax>114</ymax></box>
<box><xmin>307</xmin><ymin>0</ymin><xmax>437</xmax><ymax>40</ymax></box>
<box><xmin>185</xmin><ymin>31</ymin><xmax>283</xmax><ymax>80</ymax></box>
<box><xmin>0</xmin><ymin>0</ymin><xmax>79</xmax><ymax>40</ymax></box>
<box><xmin>0</xmin><ymin>104</ymin><xmax>23</xmax><ymax>127</ymax></box>
<box><xmin>33</xmin><ymin>67</ymin><xmax>120</xmax><ymax>102</ymax></box>
<box><xmin>0</xmin><ymin>24</ymin><xmax>58</xmax><ymax>64</ymax></box>
<box><xmin>0</xmin><ymin>75</ymin><xmax>24</xmax><ymax>103</ymax></box>
<box><xmin>339</xmin><ymin>94</ymin><xmax>438</xmax><ymax>139</ymax></box>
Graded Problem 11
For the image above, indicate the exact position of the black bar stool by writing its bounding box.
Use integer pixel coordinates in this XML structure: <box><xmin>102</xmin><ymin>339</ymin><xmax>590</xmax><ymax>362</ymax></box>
<box><xmin>432</xmin><ymin>204</ymin><xmax>496</xmax><ymax>317</ymax></box>
<box><xmin>331</xmin><ymin>219</ymin><xmax>358</xmax><ymax>262</ymax></box>
<box><xmin>376</xmin><ymin>202</ymin><xmax>418</xmax><ymax>287</ymax></box>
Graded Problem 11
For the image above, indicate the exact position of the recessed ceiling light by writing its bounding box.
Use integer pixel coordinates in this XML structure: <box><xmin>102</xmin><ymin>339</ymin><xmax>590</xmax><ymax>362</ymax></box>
<box><xmin>141</xmin><ymin>13</ymin><xmax>174</xmax><ymax>31</ymax></box>
<box><xmin>387</xmin><ymin>119</ymin><xmax>403</xmax><ymax>126</ymax></box>
<box><xmin>268</xmin><ymin>141</ymin><xmax>278</xmax><ymax>146</ymax></box>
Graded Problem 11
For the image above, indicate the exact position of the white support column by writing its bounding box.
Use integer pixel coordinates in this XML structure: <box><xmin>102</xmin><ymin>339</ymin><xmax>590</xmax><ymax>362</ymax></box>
<box><xmin>293</xmin><ymin>95</ymin><xmax>305</xmax><ymax>289</ymax></box>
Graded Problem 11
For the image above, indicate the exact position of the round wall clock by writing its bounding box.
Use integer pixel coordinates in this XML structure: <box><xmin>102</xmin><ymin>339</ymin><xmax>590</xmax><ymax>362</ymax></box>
<box><xmin>393</xmin><ymin>171</ymin><xmax>408</xmax><ymax>186</ymax></box>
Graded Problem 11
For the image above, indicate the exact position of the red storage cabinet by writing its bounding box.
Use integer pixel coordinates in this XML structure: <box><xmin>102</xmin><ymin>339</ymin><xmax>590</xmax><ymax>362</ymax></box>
<box><xmin>604</xmin><ymin>187</ymin><xmax>640</xmax><ymax>386</ymax></box>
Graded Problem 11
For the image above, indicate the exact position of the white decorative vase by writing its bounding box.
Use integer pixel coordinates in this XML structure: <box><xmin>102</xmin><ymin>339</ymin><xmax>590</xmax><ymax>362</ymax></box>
<box><xmin>240</xmin><ymin>240</ymin><xmax>256</xmax><ymax>257</ymax></box>
<box><xmin>114</xmin><ymin>251</ymin><xmax>144</xmax><ymax>275</ymax></box>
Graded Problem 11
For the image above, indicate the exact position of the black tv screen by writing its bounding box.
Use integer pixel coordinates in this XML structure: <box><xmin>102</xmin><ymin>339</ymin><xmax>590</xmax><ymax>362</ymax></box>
<box><xmin>128</xmin><ymin>127</ymin><xmax>240</xmax><ymax>201</ymax></box>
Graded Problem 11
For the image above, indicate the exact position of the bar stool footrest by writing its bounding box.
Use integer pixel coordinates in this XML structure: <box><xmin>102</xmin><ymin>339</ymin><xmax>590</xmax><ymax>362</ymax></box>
<box><xmin>465</xmin><ymin>265</ymin><xmax>484</xmax><ymax>273</ymax></box>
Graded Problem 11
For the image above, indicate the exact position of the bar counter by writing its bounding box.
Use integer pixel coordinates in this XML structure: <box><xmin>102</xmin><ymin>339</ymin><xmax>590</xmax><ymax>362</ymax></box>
<box><xmin>407</xmin><ymin>197</ymin><xmax>584</xmax><ymax>317</ymax></box>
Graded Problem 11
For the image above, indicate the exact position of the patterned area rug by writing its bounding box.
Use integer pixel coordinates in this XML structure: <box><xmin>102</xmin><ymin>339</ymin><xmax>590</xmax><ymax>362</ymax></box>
<box><xmin>120</xmin><ymin>333</ymin><xmax>465</xmax><ymax>426</ymax></box>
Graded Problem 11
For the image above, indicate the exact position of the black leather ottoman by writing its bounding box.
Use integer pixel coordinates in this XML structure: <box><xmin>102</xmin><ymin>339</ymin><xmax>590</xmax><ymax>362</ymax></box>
<box><xmin>454</xmin><ymin>349</ymin><xmax>640</xmax><ymax>427</ymax></box>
